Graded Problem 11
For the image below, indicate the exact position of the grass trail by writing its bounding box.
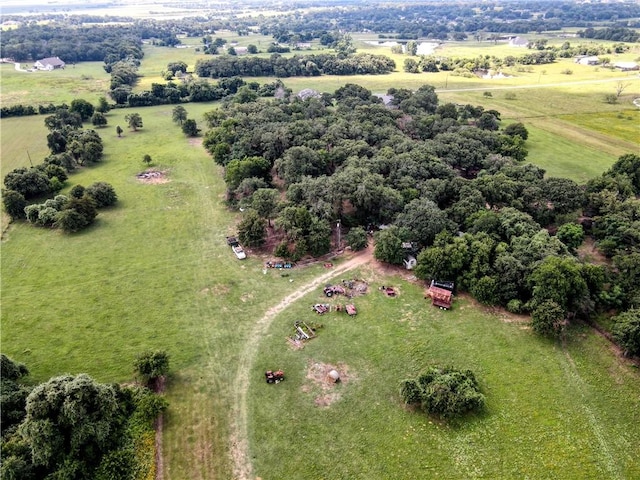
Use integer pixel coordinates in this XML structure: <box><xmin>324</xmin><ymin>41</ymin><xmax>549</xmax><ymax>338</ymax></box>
<box><xmin>229</xmin><ymin>247</ymin><xmax>373</xmax><ymax>480</ymax></box>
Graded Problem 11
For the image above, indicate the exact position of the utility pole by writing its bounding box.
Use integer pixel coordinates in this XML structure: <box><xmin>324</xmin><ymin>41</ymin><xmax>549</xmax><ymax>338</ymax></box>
<box><xmin>336</xmin><ymin>221</ymin><xmax>341</xmax><ymax>249</ymax></box>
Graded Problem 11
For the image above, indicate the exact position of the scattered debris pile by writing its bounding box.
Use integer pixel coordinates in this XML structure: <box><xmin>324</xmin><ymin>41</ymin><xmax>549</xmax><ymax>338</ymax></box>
<box><xmin>341</xmin><ymin>278</ymin><xmax>368</xmax><ymax>296</ymax></box>
<box><xmin>265</xmin><ymin>260</ymin><xmax>294</xmax><ymax>269</ymax></box>
<box><xmin>323</xmin><ymin>284</ymin><xmax>346</xmax><ymax>297</ymax></box>
<box><xmin>380</xmin><ymin>285</ymin><xmax>397</xmax><ymax>297</ymax></box>
<box><xmin>312</xmin><ymin>304</ymin><xmax>330</xmax><ymax>314</ymax></box>
<box><xmin>136</xmin><ymin>169</ymin><xmax>168</xmax><ymax>183</ymax></box>
<box><xmin>292</xmin><ymin>320</ymin><xmax>321</xmax><ymax>341</ymax></box>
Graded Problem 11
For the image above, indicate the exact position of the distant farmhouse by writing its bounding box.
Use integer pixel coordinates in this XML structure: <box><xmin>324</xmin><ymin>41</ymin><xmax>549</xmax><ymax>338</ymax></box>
<box><xmin>508</xmin><ymin>36</ymin><xmax>529</xmax><ymax>47</ymax></box>
<box><xmin>574</xmin><ymin>55</ymin><xmax>600</xmax><ymax>66</ymax></box>
<box><xmin>613</xmin><ymin>61</ymin><xmax>639</xmax><ymax>71</ymax></box>
<box><xmin>34</xmin><ymin>56</ymin><xmax>65</xmax><ymax>71</ymax></box>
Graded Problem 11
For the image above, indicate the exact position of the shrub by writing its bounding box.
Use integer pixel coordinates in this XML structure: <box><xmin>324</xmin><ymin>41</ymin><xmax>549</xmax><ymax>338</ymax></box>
<box><xmin>400</xmin><ymin>366</ymin><xmax>485</xmax><ymax>418</ymax></box>
<box><xmin>605</xmin><ymin>94</ymin><xmax>618</xmax><ymax>104</ymax></box>
<box><xmin>134</xmin><ymin>350</ymin><xmax>170</xmax><ymax>387</ymax></box>
<box><xmin>2</xmin><ymin>189</ymin><xmax>27</xmax><ymax>220</ymax></box>
<box><xmin>506</xmin><ymin>299</ymin><xmax>525</xmax><ymax>314</ymax></box>
<box><xmin>531</xmin><ymin>300</ymin><xmax>566</xmax><ymax>337</ymax></box>
<box><xmin>274</xmin><ymin>241</ymin><xmax>290</xmax><ymax>259</ymax></box>
<box><xmin>85</xmin><ymin>182</ymin><xmax>118</xmax><ymax>208</ymax></box>
<box><xmin>612</xmin><ymin>309</ymin><xmax>640</xmax><ymax>357</ymax></box>
<box><xmin>345</xmin><ymin>226</ymin><xmax>368</xmax><ymax>251</ymax></box>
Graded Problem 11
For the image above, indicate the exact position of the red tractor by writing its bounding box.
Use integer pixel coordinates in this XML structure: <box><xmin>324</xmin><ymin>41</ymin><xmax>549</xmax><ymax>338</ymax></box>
<box><xmin>265</xmin><ymin>370</ymin><xmax>285</xmax><ymax>384</ymax></box>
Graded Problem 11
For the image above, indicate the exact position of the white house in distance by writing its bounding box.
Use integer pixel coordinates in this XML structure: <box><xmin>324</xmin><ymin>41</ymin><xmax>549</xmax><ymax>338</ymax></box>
<box><xmin>574</xmin><ymin>55</ymin><xmax>600</xmax><ymax>66</ymax></box>
<box><xmin>33</xmin><ymin>56</ymin><xmax>65</xmax><ymax>70</ymax></box>
<box><xmin>508</xmin><ymin>36</ymin><xmax>529</xmax><ymax>47</ymax></box>
<box><xmin>613</xmin><ymin>61</ymin><xmax>639</xmax><ymax>72</ymax></box>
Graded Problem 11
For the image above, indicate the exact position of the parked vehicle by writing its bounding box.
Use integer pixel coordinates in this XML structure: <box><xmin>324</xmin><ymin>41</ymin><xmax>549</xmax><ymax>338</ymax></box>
<box><xmin>265</xmin><ymin>370</ymin><xmax>284</xmax><ymax>384</ymax></box>
<box><xmin>323</xmin><ymin>284</ymin><xmax>345</xmax><ymax>297</ymax></box>
<box><xmin>226</xmin><ymin>236</ymin><xmax>246</xmax><ymax>259</ymax></box>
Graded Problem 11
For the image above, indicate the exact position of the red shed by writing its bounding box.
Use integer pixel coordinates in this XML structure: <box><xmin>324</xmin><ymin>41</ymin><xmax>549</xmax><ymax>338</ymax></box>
<box><xmin>426</xmin><ymin>285</ymin><xmax>453</xmax><ymax>310</ymax></box>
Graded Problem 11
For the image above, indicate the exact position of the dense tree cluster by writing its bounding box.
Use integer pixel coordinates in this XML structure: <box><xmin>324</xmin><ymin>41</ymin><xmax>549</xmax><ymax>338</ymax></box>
<box><xmin>0</xmin><ymin>23</ymin><xmax>171</xmax><ymax>63</ymax></box>
<box><xmin>404</xmin><ymin>50</ymin><xmax>556</xmax><ymax>75</ymax></box>
<box><xmin>254</xmin><ymin>1</ymin><xmax>640</xmax><ymax>41</ymax></box>
<box><xmin>578</xmin><ymin>27</ymin><xmax>640</xmax><ymax>43</ymax></box>
<box><xmin>0</xmin><ymin>355</ymin><xmax>167</xmax><ymax>480</ymax></box>
<box><xmin>2</xmin><ymin>108</ymin><xmax>116</xmax><ymax>233</ymax></box>
<box><xmin>201</xmin><ymin>82</ymin><xmax>638</xmax><ymax>346</ymax></box>
<box><xmin>195</xmin><ymin>53</ymin><xmax>395</xmax><ymax>78</ymax></box>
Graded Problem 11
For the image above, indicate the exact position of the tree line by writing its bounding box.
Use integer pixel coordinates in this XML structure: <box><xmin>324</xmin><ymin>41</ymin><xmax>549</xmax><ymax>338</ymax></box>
<box><xmin>255</xmin><ymin>1</ymin><xmax>640</xmax><ymax>41</ymax></box>
<box><xmin>195</xmin><ymin>52</ymin><xmax>395</xmax><ymax>78</ymax></box>
<box><xmin>0</xmin><ymin>23</ymin><xmax>174</xmax><ymax>63</ymax></box>
<box><xmin>200</xmin><ymin>81</ymin><xmax>639</xmax><ymax>352</ymax></box>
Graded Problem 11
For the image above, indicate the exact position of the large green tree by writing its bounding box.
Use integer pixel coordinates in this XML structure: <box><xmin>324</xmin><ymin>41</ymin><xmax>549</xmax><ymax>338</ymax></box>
<box><xmin>250</xmin><ymin>188</ymin><xmax>279</xmax><ymax>227</ymax></box>
<box><xmin>172</xmin><ymin>105</ymin><xmax>188</xmax><ymax>125</ymax></box>
<box><xmin>400</xmin><ymin>366</ymin><xmax>485</xmax><ymax>419</ymax></box>
<box><xmin>612</xmin><ymin>308</ymin><xmax>640</xmax><ymax>357</ymax></box>
<box><xmin>69</xmin><ymin>99</ymin><xmax>95</xmax><ymax>121</ymax></box>
<box><xmin>373</xmin><ymin>226</ymin><xmax>406</xmax><ymax>265</ymax></box>
<box><xmin>124</xmin><ymin>113</ymin><xmax>143</xmax><ymax>131</ymax></box>
<box><xmin>238</xmin><ymin>208</ymin><xmax>267</xmax><ymax>248</ymax></box>
<box><xmin>18</xmin><ymin>374</ymin><xmax>122</xmax><ymax>478</ymax></box>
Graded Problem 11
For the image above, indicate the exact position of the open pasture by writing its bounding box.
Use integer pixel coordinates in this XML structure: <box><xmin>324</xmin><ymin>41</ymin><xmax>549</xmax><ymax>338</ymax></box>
<box><xmin>248</xmin><ymin>270</ymin><xmax>640</xmax><ymax>479</ymax></box>
<box><xmin>0</xmin><ymin>61</ymin><xmax>111</xmax><ymax>106</ymax></box>
<box><xmin>2</xmin><ymin>32</ymin><xmax>640</xmax><ymax>480</ymax></box>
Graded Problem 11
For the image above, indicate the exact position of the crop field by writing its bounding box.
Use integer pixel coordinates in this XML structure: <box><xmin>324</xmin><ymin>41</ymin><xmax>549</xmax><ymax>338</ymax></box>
<box><xmin>2</xmin><ymin>31</ymin><xmax>640</xmax><ymax>480</ymax></box>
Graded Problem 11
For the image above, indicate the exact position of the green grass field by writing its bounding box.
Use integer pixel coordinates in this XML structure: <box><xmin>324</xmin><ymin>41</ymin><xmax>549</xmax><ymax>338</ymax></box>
<box><xmin>249</xmin><ymin>281</ymin><xmax>640</xmax><ymax>479</ymax></box>
<box><xmin>2</xmin><ymin>34</ymin><xmax>640</xmax><ymax>480</ymax></box>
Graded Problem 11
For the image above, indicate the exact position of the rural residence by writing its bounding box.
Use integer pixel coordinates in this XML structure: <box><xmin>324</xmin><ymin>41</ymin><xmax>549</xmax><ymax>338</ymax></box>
<box><xmin>33</xmin><ymin>57</ymin><xmax>65</xmax><ymax>70</ymax></box>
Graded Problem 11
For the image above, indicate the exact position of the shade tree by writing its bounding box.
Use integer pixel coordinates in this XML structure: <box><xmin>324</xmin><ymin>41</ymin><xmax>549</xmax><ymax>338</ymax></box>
<box><xmin>238</xmin><ymin>208</ymin><xmax>267</xmax><ymax>248</ymax></box>
<box><xmin>172</xmin><ymin>105</ymin><xmax>188</xmax><ymax>124</ymax></box>
<box><xmin>612</xmin><ymin>309</ymin><xmax>640</xmax><ymax>357</ymax></box>
<box><xmin>134</xmin><ymin>350</ymin><xmax>170</xmax><ymax>388</ymax></box>
<box><xmin>125</xmin><ymin>113</ymin><xmax>143</xmax><ymax>131</ymax></box>
<box><xmin>69</xmin><ymin>99</ymin><xmax>95</xmax><ymax>121</ymax></box>
<box><xmin>400</xmin><ymin>366</ymin><xmax>485</xmax><ymax>419</ymax></box>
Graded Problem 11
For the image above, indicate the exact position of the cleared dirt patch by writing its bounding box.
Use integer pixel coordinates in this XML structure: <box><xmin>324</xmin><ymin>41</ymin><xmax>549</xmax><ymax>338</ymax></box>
<box><xmin>303</xmin><ymin>360</ymin><xmax>351</xmax><ymax>407</ymax></box>
<box><xmin>136</xmin><ymin>169</ymin><xmax>170</xmax><ymax>184</ymax></box>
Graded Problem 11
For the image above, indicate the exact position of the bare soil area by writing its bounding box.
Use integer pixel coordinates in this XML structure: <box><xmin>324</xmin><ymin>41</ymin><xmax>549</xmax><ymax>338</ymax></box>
<box><xmin>303</xmin><ymin>360</ymin><xmax>352</xmax><ymax>407</ymax></box>
<box><xmin>136</xmin><ymin>169</ymin><xmax>170</xmax><ymax>184</ymax></box>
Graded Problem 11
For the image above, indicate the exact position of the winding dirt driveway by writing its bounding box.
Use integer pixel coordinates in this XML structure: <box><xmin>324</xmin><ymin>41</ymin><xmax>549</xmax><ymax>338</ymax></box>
<box><xmin>229</xmin><ymin>247</ymin><xmax>374</xmax><ymax>480</ymax></box>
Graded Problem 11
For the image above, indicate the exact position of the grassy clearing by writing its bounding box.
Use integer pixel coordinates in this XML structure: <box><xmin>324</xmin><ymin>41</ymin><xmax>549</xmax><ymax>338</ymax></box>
<box><xmin>558</xmin><ymin>109</ymin><xmax>640</xmax><ymax>145</ymax></box>
<box><xmin>0</xmin><ymin>62</ymin><xmax>111</xmax><ymax>106</ymax></box>
<box><xmin>522</xmin><ymin>124</ymin><xmax>618</xmax><ymax>183</ymax></box>
<box><xmin>0</xmin><ymin>115</ymin><xmax>51</xmax><ymax>178</ymax></box>
<box><xmin>0</xmin><ymin>102</ymin><xmax>337</xmax><ymax>478</ymax></box>
<box><xmin>249</xmin><ymin>273</ymin><xmax>640</xmax><ymax>479</ymax></box>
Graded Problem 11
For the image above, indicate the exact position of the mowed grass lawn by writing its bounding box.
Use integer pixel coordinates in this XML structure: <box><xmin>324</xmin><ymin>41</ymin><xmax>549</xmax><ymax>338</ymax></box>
<box><xmin>250</xmin><ymin>274</ymin><xmax>640</xmax><ymax>479</ymax></box>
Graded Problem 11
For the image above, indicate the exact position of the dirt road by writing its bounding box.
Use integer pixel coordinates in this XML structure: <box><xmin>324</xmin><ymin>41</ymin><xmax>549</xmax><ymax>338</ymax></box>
<box><xmin>229</xmin><ymin>247</ymin><xmax>373</xmax><ymax>480</ymax></box>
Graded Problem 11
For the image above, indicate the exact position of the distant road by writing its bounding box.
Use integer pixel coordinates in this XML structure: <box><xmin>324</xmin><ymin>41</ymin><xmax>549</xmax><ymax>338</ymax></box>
<box><xmin>437</xmin><ymin>76</ymin><xmax>639</xmax><ymax>93</ymax></box>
